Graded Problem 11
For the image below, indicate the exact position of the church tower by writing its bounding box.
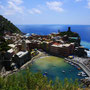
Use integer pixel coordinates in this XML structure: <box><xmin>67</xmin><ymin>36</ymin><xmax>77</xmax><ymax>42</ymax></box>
<box><xmin>22</xmin><ymin>39</ymin><xmax>27</xmax><ymax>51</ymax></box>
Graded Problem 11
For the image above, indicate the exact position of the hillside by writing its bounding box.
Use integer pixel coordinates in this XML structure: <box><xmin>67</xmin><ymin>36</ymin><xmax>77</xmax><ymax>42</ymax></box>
<box><xmin>0</xmin><ymin>15</ymin><xmax>22</xmax><ymax>36</ymax></box>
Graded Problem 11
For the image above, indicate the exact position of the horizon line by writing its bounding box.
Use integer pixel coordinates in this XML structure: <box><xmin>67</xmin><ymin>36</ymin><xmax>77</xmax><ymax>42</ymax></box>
<box><xmin>15</xmin><ymin>24</ymin><xmax>90</xmax><ymax>26</ymax></box>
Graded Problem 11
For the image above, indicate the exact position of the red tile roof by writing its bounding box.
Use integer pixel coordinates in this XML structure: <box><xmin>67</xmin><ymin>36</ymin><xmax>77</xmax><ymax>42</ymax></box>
<box><xmin>53</xmin><ymin>43</ymin><xmax>60</xmax><ymax>45</ymax></box>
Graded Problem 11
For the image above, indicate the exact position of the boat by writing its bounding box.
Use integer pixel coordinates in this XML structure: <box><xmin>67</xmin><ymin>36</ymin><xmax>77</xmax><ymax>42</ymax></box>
<box><xmin>77</xmin><ymin>72</ymin><xmax>87</xmax><ymax>77</ymax></box>
<box><xmin>45</xmin><ymin>72</ymin><xmax>48</xmax><ymax>74</ymax></box>
<box><xmin>43</xmin><ymin>73</ymin><xmax>47</xmax><ymax>77</ymax></box>
<box><xmin>62</xmin><ymin>70</ymin><xmax>65</xmax><ymax>73</ymax></box>
<box><xmin>75</xmin><ymin>65</ymin><xmax>81</xmax><ymax>70</ymax></box>
<box><xmin>85</xmin><ymin>77</ymin><xmax>90</xmax><ymax>79</ymax></box>
<box><xmin>78</xmin><ymin>68</ymin><xmax>81</xmax><ymax>70</ymax></box>
<box><xmin>43</xmin><ymin>72</ymin><xmax>48</xmax><ymax>76</ymax></box>
<box><xmin>68</xmin><ymin>62</ymin><xmax>71</xmax><ymax>64</ymax></box>
<box><xmin>71</xmin><ymin>63</ymin><xmax>74</xmax><ymax>65</ymax></box>
<box><xmin>78</xmin><ymin>73</ymin><xmax>81</xmax><ymax>76</ymax></box>
<box><xmin>82</xmin><ymin>74</ymin><xmax>87</xmax><ymax>77</ymax></box>
<box><xmin>81</xmin><ymin>72</ymin><xmax>85</xmax><ymax>74</ymax></box>
<box><xmin>81</xmin><ymin>72</ymin><xmax>86</xmax><ymax>76</ymax></box>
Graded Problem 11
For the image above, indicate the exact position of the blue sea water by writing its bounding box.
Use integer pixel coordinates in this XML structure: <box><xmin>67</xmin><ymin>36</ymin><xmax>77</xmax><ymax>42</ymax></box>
<box><xmin>17</xmin><ymin>25</ymin><xmax>90</xmax><ymax>49</ymax></box>
<box><xmin>30</xmin><ymin>56</ymin><xmax>86</xmax><ymax>81</ymax></box>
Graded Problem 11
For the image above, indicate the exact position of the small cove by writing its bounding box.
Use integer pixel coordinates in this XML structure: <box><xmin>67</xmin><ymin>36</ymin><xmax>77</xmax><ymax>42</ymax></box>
<box><xmin>30</xmin><ymin>56</ymin><xmax>87</xmax><ymax>81</ymax></box>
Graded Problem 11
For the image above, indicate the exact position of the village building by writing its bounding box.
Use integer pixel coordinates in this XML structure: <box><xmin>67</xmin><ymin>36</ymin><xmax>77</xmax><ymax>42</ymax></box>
<box><xmin>50</xmin><ymin>43</ymin><xmax>74</xmax><ymax>57</ymax></box>
<box><xmin>13</xmin><ymin>51</ymin><xmax>30</xmax><ymax>68</ymax></box>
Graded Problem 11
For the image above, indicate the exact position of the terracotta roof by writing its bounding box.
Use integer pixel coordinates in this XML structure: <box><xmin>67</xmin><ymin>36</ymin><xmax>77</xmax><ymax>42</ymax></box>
<box><xmin>53</xmin><ymin>43</ymin><xmax>60</xmax><ymax>45</ymax></box>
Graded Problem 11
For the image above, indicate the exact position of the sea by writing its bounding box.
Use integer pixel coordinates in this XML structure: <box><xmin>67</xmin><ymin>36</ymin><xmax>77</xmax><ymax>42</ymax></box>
<box><xmin>29</xmin><ymin>56</ymin><xmax>87</xmax><ymax>81</ymax></box>
<box><xmin>17</xmin><ymin>24</ymin><xmax>90</xmax><ymax>49</ymax></box>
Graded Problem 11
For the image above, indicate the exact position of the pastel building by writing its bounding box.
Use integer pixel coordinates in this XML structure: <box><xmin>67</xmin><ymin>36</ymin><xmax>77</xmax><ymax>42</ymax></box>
<box><xmin>50</xmin><ymin>43</ymin><xmax>74</xmax><ymax>57</ymax></box>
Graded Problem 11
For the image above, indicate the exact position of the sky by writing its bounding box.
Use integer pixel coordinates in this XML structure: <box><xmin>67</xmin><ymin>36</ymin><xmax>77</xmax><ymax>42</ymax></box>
<box><xmin>0</xmin><ymin>0</ymin><xmax>90</xmax><ymax>25</ymax></box>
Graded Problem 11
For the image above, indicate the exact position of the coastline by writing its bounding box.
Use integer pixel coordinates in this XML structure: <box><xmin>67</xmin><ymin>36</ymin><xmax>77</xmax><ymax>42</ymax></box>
<box><xmin>65</xmin><ymin>57</ymin><xmax>90</xmax><ymax>78</ymax></box>
<box><xmin>1</xmin><ymin>54</ymin><xmax>89</xmax><ymax>87</ymax></box>
<box><xmin>1</xmin><ymin>51</ymin><xmax>49</xmax><ymax>77</ymax></box>
<box><xmin>1</xmin><ymin>50</ymin><xmax>90</xmax><ymax>87</ymax></box>
<box><xmin>1</xmin><ymin>51</ymin><xmax>89</xmax><ymax>80</ymax></box>
<box><xmin>20</xmin><ymin>51</ymin><xmax>50</xmax><ymax>70</ymax></box>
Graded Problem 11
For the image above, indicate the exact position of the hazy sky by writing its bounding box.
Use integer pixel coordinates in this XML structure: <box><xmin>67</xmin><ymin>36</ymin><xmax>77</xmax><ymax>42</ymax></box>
<box><xmin>0</xmin><ymin>0</ymin><xmax>90</xmax><ymax>25</ymax></box>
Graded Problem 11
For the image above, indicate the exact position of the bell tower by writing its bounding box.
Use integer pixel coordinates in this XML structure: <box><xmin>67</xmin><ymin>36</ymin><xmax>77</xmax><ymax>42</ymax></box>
<box><xmin>22</xmin><ymin>39</ymin><xmax>27</xmax><ymax>51</ymax></box>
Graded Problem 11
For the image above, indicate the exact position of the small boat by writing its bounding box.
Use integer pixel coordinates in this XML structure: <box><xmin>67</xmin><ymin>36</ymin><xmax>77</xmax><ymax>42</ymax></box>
<box><xmin>81</xmin><ymin>72</ymin><xmax>85</xmax><ymax>74</ymax></box>
<box><xmin>43</xmin><ymin>74</ymin><xmax>47</xmax><ymax>77</ymax></box>
<box><xmin>77</xmin><ymin>72</ymin><xmax>86</xmax><ymax>77</ymax></box>
<box><xmin>71</xmin><ymin>63</ymin><xmax>74</xmax><ymax>65</ymax></box>
<box><xmin>43</xmin><ymin>72</ymin><xmax>48</xmax><ymax>76</ymax></box>
<box><xmin>69</xmin><ymin>62</ymin><xmax>72</xmax><ymax>64</ymax></box>
<box><xmin>45</xmin><ymin>72</ymin><xmax>48</xmax><ymax>74</ymax></box>
<box><xmin>77</xmin><ymin>73</ymin><xmax>81</xmax><ymax>76</ymax></box>
<box><xmin>62</xmin><ymin>70</ymin><xmax>65</xmax><ymax>73</ymax></box>
<box><xmin>75</xmin><ymin>65</ymin><xmax>81</xmax><ymax>69</ymax></box>
<box><xmin>82</xmin><ymin>74</ymin><xmax>87</xmax><ymax>77</ymax></box>
<box><xmin>78</xmin><ymin>68</ymin><xmax>81</xmax><ymax>70</ymax></box>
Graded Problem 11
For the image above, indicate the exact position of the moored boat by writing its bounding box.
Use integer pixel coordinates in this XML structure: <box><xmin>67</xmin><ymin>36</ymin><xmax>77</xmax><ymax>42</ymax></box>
<box><xmin>62</xmin><ymin>70</ymin><xmax>65</xmax><ymax>73</ymax></box>
<box><xmin>77</xmin><ymin>71</ymin><xmax>87</xmax><ymax>77</ymax></box>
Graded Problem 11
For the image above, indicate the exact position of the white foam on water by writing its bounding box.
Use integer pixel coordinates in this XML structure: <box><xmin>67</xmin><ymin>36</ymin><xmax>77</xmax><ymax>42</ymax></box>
<box><xmin>81</xmin><ymin>41</ymin><xmax>90</xmax><ymax>49</ymax></box>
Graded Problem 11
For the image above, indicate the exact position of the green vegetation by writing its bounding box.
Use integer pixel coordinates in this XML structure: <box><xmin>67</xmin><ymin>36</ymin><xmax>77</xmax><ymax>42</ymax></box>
<box><xmin>0</xmin><ymin>69</ymin><xmax>83</xmax><ymax>90</ymax></box>
<box><xmin>0</xmin><ymin>15</ymin><xmax>22</xmax><ymax>36</ymax></box>
<box><xmin>0</xmin><ymin>42</ymin><xmax>10</xmax><ymax>51</ymax></box>
<box><xmin>60</xmin><ymin>28</ymin><xmax>81</xmax><ymax>45</ymax></box>
<box><xmin>60</xmin><ymin>27</ymin><xmax>79</xmax><ymax>37</ymax></box>
<box><xmin>0</xmin><ymin>15</ymin><xmax>22</xmax><ymax>51</ymax></box>
<box><xmin>0</xmin><ymin>37</ymin><xmax>11</xmax><ymax>51</ymax></box>
<box><xmin>60</xmin><ymin>31</ymin><xmax>79</xmax><ymax>37</ymax></box>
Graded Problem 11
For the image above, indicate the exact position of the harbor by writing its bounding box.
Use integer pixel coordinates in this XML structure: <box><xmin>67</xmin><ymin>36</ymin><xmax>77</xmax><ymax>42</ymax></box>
<box><xmin>65</xmin><ymin>57</ymin><xmax>90</xmax><ymax>86</ymax></box>
<box><xmin>30</xmin><ymin>55</ymin><xmax>87</xmax><ymax>81</ymax></box>
<box><xmin>65</xmin><ymin>57</ymin><xmax>90</xmax><ymax>77</ymax></box>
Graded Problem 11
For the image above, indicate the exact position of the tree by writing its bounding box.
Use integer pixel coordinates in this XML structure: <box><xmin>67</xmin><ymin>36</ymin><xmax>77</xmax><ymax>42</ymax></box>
<box><xmin>0</xmin><ymin>69</ymin><xmax>82</xmax><ymax>90</ymax></box>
